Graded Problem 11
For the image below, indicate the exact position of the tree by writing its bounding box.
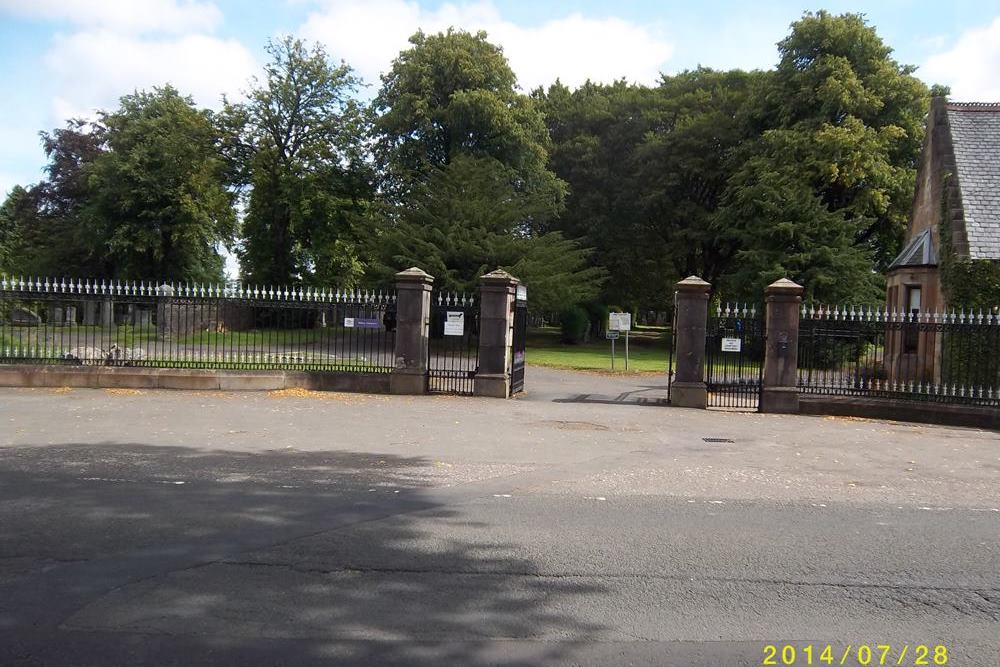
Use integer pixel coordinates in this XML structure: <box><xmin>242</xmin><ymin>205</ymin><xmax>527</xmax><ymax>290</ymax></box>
<box><xmin>370</xmin><ymin>30</ymin><xmax>584</xmax><ymax>307</ymax></box>
<box><xmin>374</xmin><ymin>29</ymin><xmax>565</xmax><ymax>218</ymax></box>
<box><xmin>720</xmin><ymin>10</ymin><xmax>930</xmax><ymax>299</ymax></box>
<box><xmin>0</xmin><ymin>186</ymin><xmax>31</xmax><ymax>274</ymax></box>
<box><xmin>537</xmin><ymin>72</ymin><xmax>759</xmax><ymax>308</ymax></box>
<box><xmin>371</xmin><ymin>155</ymin><xmax>603</xmax><ymax>309</ymax></box>
<box><xmin>535</xmin><ymin>80</ymin><xmax>656</xmax><ymax>308</ymax></box>
<box><xmin>84</xmin><ymin>86</ymin><xmax>235</xmax><ymax>282</ymax></box>
<box><xmin>0</xmin><ymin>121</ymin><xmax>107</xmax><ymax>278</ymax></box>
<box><xmin>223</xmin><ymin>37</ymin><xmax>371</xmax><ymax>286</ymax></box>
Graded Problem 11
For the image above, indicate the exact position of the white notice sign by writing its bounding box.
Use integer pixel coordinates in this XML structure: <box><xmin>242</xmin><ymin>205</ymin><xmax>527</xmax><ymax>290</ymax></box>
<box><xmin>721</xmin><ymin>337</ymin><xmax>741</xmax><ymax>352</ymax></box>
<box><xmin>608</xmin><ymin>312</ymin><xmax>631</xmax><ymax>331</ymax></box>
<box><xmin>444</xmin><ymin>311</ymin><xmax>465</xmax><ymax>336</ymax></box>
<box><xmin>344</xmin><ymin>317</ymin><xmax>355</xmax><ymax>328</ymax></box>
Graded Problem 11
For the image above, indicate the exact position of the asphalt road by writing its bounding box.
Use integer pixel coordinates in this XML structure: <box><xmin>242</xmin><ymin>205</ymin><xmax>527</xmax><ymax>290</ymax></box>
<box><xmin>1</xmin><ymin>368</ymin><xmax>998</xmax><ymax>666</ymax></box>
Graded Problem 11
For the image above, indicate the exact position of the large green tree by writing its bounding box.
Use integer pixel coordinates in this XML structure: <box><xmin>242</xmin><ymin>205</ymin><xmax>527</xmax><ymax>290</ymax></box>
<box><xmin>374</xmin><ymin>29</ymin><xmax>565</xmax><ymax>215</ymax></box>
<box><xmin>538</xmin><ymin>72</ymin><xmax>761</xmax><ymax>309</ymax></box>
<box><xmin>373</xmin><ymin>154</ymin><xmax>603</xmax><ymax>310</ymax></box>
<box><xmin>224</xmin><ymin>37</ymin><xmax>371</xmax><ymax>286</ymax></box>
<box><xmin>718</xmin><ymin>11</ymin><xmax>929</xmax><ymax>301</ymax></box>
<box><xmin>85</xmin><ymin>85</ymin><xmax>235</xmax><ymax>282</ymax></box>
<box><xmin>535</xmin><ymin>80</ymin><xmax>655</xmax><ymax>308</ymax></box>
<box><xmin>0</xmin><ymin>121</ymin><xmax>108</xmax><ymax>278</ymax></box>
<box><xmin>370</xmin><ymin>30</ymin><xmax>596</xmax><ymax>307</ymax></box>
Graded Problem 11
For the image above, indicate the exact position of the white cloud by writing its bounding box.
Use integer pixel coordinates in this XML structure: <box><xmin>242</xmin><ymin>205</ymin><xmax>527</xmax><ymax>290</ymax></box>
<box><xmin>45</xmin><ymin>30</ymin><xmax>257</xmax><ymax>116</ymax></box>
<box><xmin>299</xmin><ymin>0</ymin><xmax>674</xmax><ymax>90</ymax></box>
<box><xmin>0</xmin><ymin>0</ymin><xmax>222</xmax><ymax>34</ymax></box>
<box><xmin>923</xmin><ymin>17</ymin><xmax>1000</xmax><ymax>101</ymax></box>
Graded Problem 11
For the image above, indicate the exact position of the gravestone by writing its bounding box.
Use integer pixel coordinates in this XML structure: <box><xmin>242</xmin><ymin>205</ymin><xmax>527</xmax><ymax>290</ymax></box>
<box><xmin>48</xmin><ymin>305</ymin><xmax>64</xmax><ymax>326</ymax></box>
<box><xmin>64</xmin><ymin>305</ymin><xmax>77</xmax><ymax>326</ymax></box>
<box><xmin>132</xmin><ymin>308</ymin><xmax>152</xmax><ymax>328</ymax></box>
<box><xmin>11</xmin><ymin>307</ymin><xmax>41</xmax><ymax>326</ymax></box>
<box><xmin>100</xmin><ymin>300</ymin><xmax>114</xmax><ymax>328</ymax></box>
<box><xmin>82</xmin><ymin>301</ymin><xmax>98</xmax><ymax>326</ymax></box>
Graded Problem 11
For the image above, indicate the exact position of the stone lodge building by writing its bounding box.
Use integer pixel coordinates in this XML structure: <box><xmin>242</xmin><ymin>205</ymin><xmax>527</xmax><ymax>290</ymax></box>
<box><xmin>885</xmin><ymin>98</ymin><xmax>1000</xmax><ymax>380</ymax></box>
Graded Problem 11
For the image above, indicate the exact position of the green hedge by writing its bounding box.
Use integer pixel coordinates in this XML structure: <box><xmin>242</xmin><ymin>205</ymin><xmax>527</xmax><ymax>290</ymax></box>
<box><xmin>559</xmin><ymin>306</ymin><xmax>590</xmax><ymax>344</ymax></box>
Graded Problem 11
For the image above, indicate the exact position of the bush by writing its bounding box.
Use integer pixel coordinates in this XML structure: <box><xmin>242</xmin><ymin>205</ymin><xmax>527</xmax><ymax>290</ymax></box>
<box><xmin>583</xmin><ymin>302</ymin><xmax>610</xmax><ymax>337</ymax></box>
<box><xmin>560</xmin><ymin>305</ymin><xmax>590</xmax><ymax>344</ymax></box>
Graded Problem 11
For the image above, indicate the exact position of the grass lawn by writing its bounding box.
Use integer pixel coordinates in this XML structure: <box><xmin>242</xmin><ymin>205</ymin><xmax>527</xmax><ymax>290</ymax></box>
<box><xmin>526</xmin><ymin>326</ymin><xmax>672</xmax><ymax>373</ymax></box>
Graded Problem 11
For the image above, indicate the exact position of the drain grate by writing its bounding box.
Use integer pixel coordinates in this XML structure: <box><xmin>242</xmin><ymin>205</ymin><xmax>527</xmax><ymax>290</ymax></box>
<box><xmin>702</xmin><ymin>437</ymin><xmax>734</xmax><ymax>443</ymax></box>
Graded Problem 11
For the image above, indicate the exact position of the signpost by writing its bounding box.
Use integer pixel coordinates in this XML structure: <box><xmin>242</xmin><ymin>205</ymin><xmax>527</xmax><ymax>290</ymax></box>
<box><xmin>608</xmin><ymin>312</ymin><xmax>632</xmax><ymax>370</ymax></box>
<box><xmin>606</xmin><ymin>329</ymin><xmax>620</xmax><ymax>369</ymax></box>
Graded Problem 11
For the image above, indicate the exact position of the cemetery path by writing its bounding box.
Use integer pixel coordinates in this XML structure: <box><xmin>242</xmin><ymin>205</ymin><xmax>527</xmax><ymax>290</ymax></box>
<box><xmin>0</xmin><ymin>368</ymin><xmax>998</xmax><ymax>666</ymax></box>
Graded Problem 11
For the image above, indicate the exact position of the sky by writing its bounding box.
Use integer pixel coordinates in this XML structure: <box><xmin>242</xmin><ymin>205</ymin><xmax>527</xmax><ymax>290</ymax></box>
<box><xmin>1</xmin><ymin>0</ymin><xmax>999</xmax><ymax>202</ymax></box>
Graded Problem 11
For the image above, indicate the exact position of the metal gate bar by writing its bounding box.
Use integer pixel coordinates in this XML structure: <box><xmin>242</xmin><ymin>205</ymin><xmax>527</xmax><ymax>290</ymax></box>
<box><xmin>428</xmin><ymin>292</ymin><xmax>479</xmax><ymax>395</ymax></box>
<box><xmin>510</xmin><ymin>285</ymin><xmax>527</xmax><ymax>394</ymax></box>
<box><xmin>705</xmin><ymin>303</ymin><xmax>765</xmax><ymax>410</ymax></box>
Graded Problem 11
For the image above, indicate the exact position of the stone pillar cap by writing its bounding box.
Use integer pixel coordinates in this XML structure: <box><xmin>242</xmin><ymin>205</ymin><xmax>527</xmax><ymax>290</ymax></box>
<box><xmin>765</xmin><ymin>277</ymin><xmax>804</xmax><ymax>295</ymax></box>
<box><xmin>675</xmin><ymin>275</ymin><xmax>711</xmax><ymax>291</ymax></box>
<box><xmin>395</xmin><ymin>267</ymin><xmax>434</xmax><ymax>284</ymax></box>
<box><xmin>480</xmin><ymin>268</ymin><xmax>520</xmax><ymax>285</ymax></box>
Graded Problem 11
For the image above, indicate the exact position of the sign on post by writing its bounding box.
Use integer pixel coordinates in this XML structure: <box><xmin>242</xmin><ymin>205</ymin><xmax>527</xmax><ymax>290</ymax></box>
<box><xmin>605</xmin><ymin>330</ymin><xmax>620</xmax><ymax>340</ymax></box>
<box><xmin>608</xmin><ymin>312</ymin><xmax>631</xmax><ymax>331</ymax></box>
<box><xmin>608</xmin><ymin>312</ymin><xmax>631</xmax><ymax>370</ymax></box>
<box><xmin>444</xmin><ymin>311</ymin><xmax>465</xmax><ymax>336</ymax></box>
<box><xmin>721</xmin><ymin>337</ymin><xmax>742</xmax><ymax>352</ymax></box>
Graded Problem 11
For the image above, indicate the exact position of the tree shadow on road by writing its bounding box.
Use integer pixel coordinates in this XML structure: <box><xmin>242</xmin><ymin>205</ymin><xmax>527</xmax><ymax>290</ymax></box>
<box><xmin>0</xmin><ymin>442</ymin><xmax>607</xmax><ymax>665</ymax></box>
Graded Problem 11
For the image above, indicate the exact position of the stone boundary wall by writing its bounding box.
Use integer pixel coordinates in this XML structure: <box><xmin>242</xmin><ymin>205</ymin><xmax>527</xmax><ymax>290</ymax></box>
<box><xmin>799</xmin><ymin>395</ymin><xmax>998</xmax><ymax>430</ymax></box>
<box><xmin>0</xmin><ymin>364</ymin><xmax>390</xmax><ymax>394</ymax></box>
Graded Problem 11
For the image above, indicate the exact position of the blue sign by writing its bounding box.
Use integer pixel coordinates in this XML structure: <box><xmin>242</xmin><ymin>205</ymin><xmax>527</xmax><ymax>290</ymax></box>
<box><xmin>355</xmin><ymin>318</ymin><xmax>381</xmax><ymax>329</ymax></box>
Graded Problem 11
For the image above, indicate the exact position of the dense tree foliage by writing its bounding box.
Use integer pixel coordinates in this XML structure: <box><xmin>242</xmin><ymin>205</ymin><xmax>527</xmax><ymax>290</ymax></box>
<box><xmin>537</xmin><ymin>69</ymin><xmax>762</xmax><ymax>309</ymax></box>
<box><xmin>373</xmin><ymin>29</ymin><xmax>563</xmax><ymax>212</ymax></box>
<box><xmin>2</xmin><ymin>12</ymin><xmax>936</xmax><ymax>310</ymax></box>
<box><xmin>85</xmin><ymin>86</ymin><xmax>235</xmax><ymax>282</ymax></box>
<box><xmin>222</xmin><ymin>37</ymin><xmax>372</xmax><ymax>286</ymax></box>
<box><xmin>369</xmin><ymin>30</ymin><xmax>598</xmax><ymax>307</ymax></box>
<box><xmin>719</xmin><ymin>10</ymin><xmax>929</xmax><ymax>301</ymax></box>
<box><xmin>1</xmin><ymin>90</ymin><xmax>233</xmax><ymax>282</ymax></box>
<box><xmin>0</xmin><ymin>122</ymin><xmax>106</xmax><ymax>277</ymax></box>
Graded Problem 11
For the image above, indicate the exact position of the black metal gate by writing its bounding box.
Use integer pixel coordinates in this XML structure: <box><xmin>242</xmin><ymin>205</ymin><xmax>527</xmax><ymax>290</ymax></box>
<box><xmin>705</xmin><ymin>303</ymin><xmax>765</xmax><ymax>410</ymax></box>
<box><xmin>428</xmin><ymin>292</ymin><xmax>479</xmax><ymax>395</ymax></box>
<box><xmin>666</xmin><ymin>294</ymin><xmax>677</xmax><ymax>404</ymax></box>
<box><xmin>510</xmin><ymin>285</ymin><xmax>527</xmax><ymax>394</ymax></box>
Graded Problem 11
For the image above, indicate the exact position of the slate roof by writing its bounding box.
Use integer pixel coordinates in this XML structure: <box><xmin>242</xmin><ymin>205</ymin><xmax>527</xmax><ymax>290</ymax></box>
<box><xmin>889</xmin><ymin>229</ymin><xmax>937</xmax><ymax>269</ymax></box>
<box><xmin>946</xmin><ymin>103</ymin><xmax>1000</xmax><ymax>260</ymax></box>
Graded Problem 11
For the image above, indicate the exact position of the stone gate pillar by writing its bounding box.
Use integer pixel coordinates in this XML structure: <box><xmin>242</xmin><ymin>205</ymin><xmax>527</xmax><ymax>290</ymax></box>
<box><xmin>390</xmin><ymin>267</ymin><xmax>433</xmax><ymax>395</ymax></box>
<box><xmin>475</xmin><ymin>269</ymin><xmax>519</xmax><ymax>398</ymax></box>
<box><xmin>760</xmin><ymin>278</ymin><xmax>804</xmax><ymax>414</ymax></box>
<box><xmin>672</xmin><ymin>276</ymin><xmax>711</xmax><ymax>409</ymax></box>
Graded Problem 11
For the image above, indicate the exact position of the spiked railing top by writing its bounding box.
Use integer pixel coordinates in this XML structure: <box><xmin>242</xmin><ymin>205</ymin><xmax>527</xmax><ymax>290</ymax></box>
<box><xmin>435</xmin><ymin>291</ymin><xmax>476</xmax><ymax>307</ymax></box>
<box><xmin>0</xmin><ymin>276</ymin><xmax>397</xmax><ymax>305</ymax></box>
<box><xmin>715</xmin><ymin>302</ymin><xmax>758</xmax><ymax>319</ymax></box>
<box><xmin>800</xmin><ymin>303</ymin><xmax>1000</xmax><ymax>326</ymax></box>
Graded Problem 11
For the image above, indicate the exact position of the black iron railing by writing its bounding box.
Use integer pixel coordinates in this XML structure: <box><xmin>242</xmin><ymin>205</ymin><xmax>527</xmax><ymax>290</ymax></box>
<box><xmin>0</xmin><ymin>277</ymin><xmax>396</xmax><ymax>373</ymax></box>
<box><xmin>798</xmin><ymin>305</ymin><xmax>999</xmax><ymax>406</ymax></box>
